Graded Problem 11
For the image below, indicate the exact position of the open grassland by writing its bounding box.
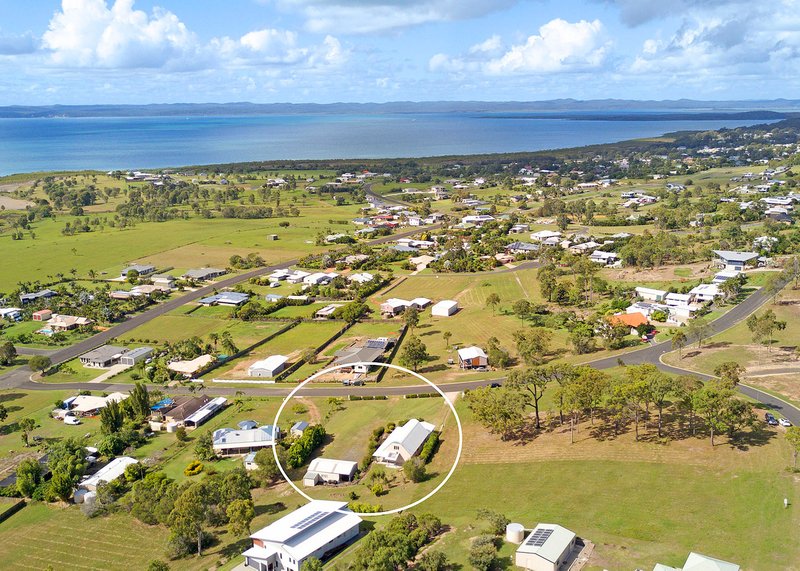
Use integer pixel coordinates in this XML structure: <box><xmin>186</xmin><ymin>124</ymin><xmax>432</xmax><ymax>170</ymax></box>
<box><xmin>117</xmin><ymin>314</ymin><xmax>285</xmax><ymax>347</ymax></box>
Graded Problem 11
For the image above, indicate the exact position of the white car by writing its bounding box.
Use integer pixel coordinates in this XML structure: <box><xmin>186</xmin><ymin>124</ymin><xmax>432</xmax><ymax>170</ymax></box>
<box><xmin>779</xmin><ymin>418</ymin><xmax>792</xmax><ymax>427</ymax></box>
<box><xmin>64</xmin><ymin>416</ymin><xmax>81</xmax><ymax>425</ymax></box>
<box><xmin>269</xmin><ymin>282</ymin><xmax>281</xmax><ymax>288</ymax></box>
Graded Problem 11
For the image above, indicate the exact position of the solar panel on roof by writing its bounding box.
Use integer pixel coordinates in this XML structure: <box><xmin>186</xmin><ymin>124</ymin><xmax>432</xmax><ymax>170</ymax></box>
<box><xmin>365</xmin><ymin>339</ymin><xmax>386</xmax><ymax>349</ymax></box>
<box><xmin>525</xmin><ymin>528</ymin><xmax>554</xmax><ymax>547</ymax></box>
<box><xmin>289</xmin><ymin>510</ymin><xmax>328</xmax><ymax>530</ymax></box>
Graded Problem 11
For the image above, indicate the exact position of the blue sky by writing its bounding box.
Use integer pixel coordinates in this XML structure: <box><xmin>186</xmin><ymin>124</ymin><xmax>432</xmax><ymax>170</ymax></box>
<box><xmin>0</xmin><ymin>0</ymin><xmax>797</xmax><ymax>104</ymax></box>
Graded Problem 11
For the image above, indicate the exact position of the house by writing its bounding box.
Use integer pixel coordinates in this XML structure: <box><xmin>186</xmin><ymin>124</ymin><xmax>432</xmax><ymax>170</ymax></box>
<box><xmin>530</xmin><ymin>230</ymin><xmax>562</xmax><ymax>242</ymax></box>
<box><xmin>158</xmin><ymin>395</ymin><xmax>211</xmax><ymax>426</ymax></box>
<box><xmin>347</xmin><ymin>272</ymin><xmax>374</xmax><ymax>284</ymax></box>
<box><xmin>380</xmin><ymin>298</ymin><xmax>409</xmax><ymax>316</ymax></box>
<box><xmin>244</xmin><ymin>452</ymin><xmax>259</xmax><ymax>471</ymax></box>
<box><xmin>664</xmin><ymin>293</ymin><xmax>691</xmax><ymax>307</ymax></box>
<box><xmin>119</xmin><ymin>346</ymin><xmax>153</xmax><ymax>366</ymax></box>
<box><xmin>460</xmin><ymin>214</ymin><xmax>495</xmax><ymax>226</ymax></box>
<box><xmin>182</xmin><ymin>267</ymin><xmax>226</xmax><ymax>281</ymax></box>
<box><xmin>47</xmin><ymin>314</ymin><xmax>93</xmax><ymax>333</ymax></box>
<box><xmin>302</xmin><ymin>458</ymin><xmax>358</xmax><ymax>486</ymax></box>
<box><xmin>151</xmin><ymin>274</ymin><xmax>176</xmax><ymax>289</ymax></box>
<box><xmin>0</xmin><ymin>307</ymin><xmax>22</xmax><ymax>321</ymax></box>
<box><xmin>608</xmin><ymin>312</ymin><xmax>649</xmax><ymax>335</ymax></box>
<box><xmin>653</xmin><ymin>552</ymin><xmax>740</xmax><ymax>571</ymax></box>
<box><xmin>65</xmin><ymin>392</ymin><xmax>128</xmax><ymax>417</ymax></box>
<box><xmin>515</xmin><ymin>523</ymin><xmax>577</xmax><ymax>571</ymax></box>
<box><xmin>19</xmin><ymin>289</ymin><xmax>58</xmax><ymax>304</ymax></box>
<box><xmin>712</xmin><ymin>270</ymin><xmax>741</xmax><ymax>284</ymax></box>
<box><xmin>506</xmin><ymin>241</ymin><xmax>540</xmax><ymax>255</ymax></box>
<box><xmin>457</xmin><ymin>346</ymin><xmax>488</xmax><ymax>369</ymax></box>
<box><xmin>120</xmin><ymin>264</ymin><xmax>155</xmax><ymax>278</ymax></box>
<box><xmin>635</xmin><ymin>287</ymin><xmax>667</xmax><ymax>302</ymax></box>
<box><xmin>183</xmin><ymin>397</ymin><xmax>227</xmax><ymax>428</ymax></box>
<box><xmin>303</xmin><ymin>272</ymin><xmax>338</xmax><ymax>286</ymax></box>
<box><xmin>32</xmin><ymin>309</ymin><xmax>52</xmax><ymax>321</ymax></box>
<box><xmin>248</xmin><ymin>355</ymin><xmax>288</xmax><ymax>378</ymax></box>
<box><xmin>79</xmin><ymin>345</ymin><xmax>129</xmax><ymax>368</ymax></box>
<box><xmin>689</xmin><ymin>283</ymin><xmax>722</xmax><ymax>303</ymax></box>
<box><xmin>373</xmin><ymin>419</ymin><xmax>435</xmax><ymax>468</ymax></box>
<box><xmin>291</xmin><ymin>421</ymin><xmax>309</xmax><ymax>437</ymax></box>
<box><xmin>589</xmin><ymin>250</ymin><xmax>619</xmax><ymax>265</ymax></box>
<box><xmin>76</xmin><ymin>457</ymin><xmax>138</xmax><ymax>496</ymax></box>
<box><xmin>333</xmin><ymin>339</ymin><xmax>392</xmax><ymax>373</ymax></box>
<box><xmin>213</xmin><ymin>425</ymin><xmax>280</xmax><ymax>456</ymax></box>
<box><xmin>315</xmin><ymin>304</ymin><xmax>343</xmax><ymax>319</ymax></box>
<box><xmin>410</xmin><ymin>297</ymin><xmax>432</xmax><ymax>309</ymax></box>
<box><xmin>168</xmin><ymin>354</ymin><xmax>215</xmax><ymax>377</ymax></box>
<box><xmin>509</xmin><ymin>223</ymin><xmax>530</xmax><ymax>234</ymax></box>
<box><xmin>712</xmin><ymin>250</ymin><xmax>759</xmax><ymax>271</ymax></box>
<box><xmin>568</xmin><ymin>241</ymin><xmax>601</xmax><ymax>255</ymax></box>
<box><xmin>197</xmin><ymin>292</ymin><xmax>250</xmax><ymax>306</ymax></box>
<box><xmin>241</xmin><ymin>500</ymin><xmax>361</xmax><ymax>571</ymax></box>
<box><xmin>431</xmin><ymin>300</ymin><xmax>459</xmax><ymax>317</ymax></box>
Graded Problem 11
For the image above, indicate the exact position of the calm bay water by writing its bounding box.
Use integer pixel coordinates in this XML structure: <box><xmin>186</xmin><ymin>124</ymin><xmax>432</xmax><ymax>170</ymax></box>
<box><xmin>0</xmin><ymin>113</ymin><xmax>773</xmax><ymax>175</ymax></box>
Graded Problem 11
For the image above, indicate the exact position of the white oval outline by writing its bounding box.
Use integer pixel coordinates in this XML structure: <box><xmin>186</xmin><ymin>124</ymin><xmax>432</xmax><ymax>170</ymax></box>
<box><xmin>272</xmin><ymin>361</ymin><xmax>463</xmax><ymax>516</ymax></box>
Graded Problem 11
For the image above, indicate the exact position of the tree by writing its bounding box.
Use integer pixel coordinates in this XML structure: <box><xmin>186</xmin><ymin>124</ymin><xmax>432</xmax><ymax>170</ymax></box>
<box><xmin>568</xmin><ymin>323</ymin><xmax>596</xmax><ymax>355</ymax></box>
<box><xmin>556</xmin><ymin>213</ymin><xmax>570</xmax><ymax>231</ymax></box>
<box><xmin>714</xmin><ymin>361</ymin><xmax>745</xmax><ymax>387</ymax></box>
<box><xmin>610</xmin><ymin>372</ymin><xmax>649</xmax><ymax>441</ymax></box>
<box><xmin>465</xmin><ymin>386</ymin><xmax>526</xmax><ymax>439</ymax></box>
<box><xmin>403</xmin><ymin>456</ymin><xmax>426</xmax><ymax>483</ymax></box>
<box><xmin>693</xmin><ymin>379</ymin><xmax>735</xmax><ymax>446</ymax></box>
<box><xmin>675</xmin><ymin>375</ymin><xmax>703</xmax><ymax>436</ymax></box>
<box><xmin>764</xmin><ymin>272</ymin><xmax>784</xmax><ymax>304</ymax></box>
<box><xmin>537</xmin><ymin>263</ymin><xmax>558</xmax><ymax>302</ymax></box>
<box><xmin>486</xmin><ymin>337</ymin><xmax>512</xmax><ymax>369</ymax></box>
<box><xmin>336</xmin><ymin>301</ymin><xmax>368</xmax><ymax>323</ymax></box>
<box><xmin>226</xmin><ymin>498</ymin><xmax>255</xmax><ymax>536</ymax></box>
<box><xmin>786</xmin><ymin>427</ymin><xmax>800</xmax><ymax>469</ymax></box>
<box><xmin>686</xmin><ymin>317</ymin><xmax>711</xmax><ymax>348</ymax></box>
<box><xmin>0</xmin><ymin>341</ymin><xmax>16</xmax><ymax>366</ymax></box>
<box><xmin>252</xmin><ymin>446</ymin><xmax>284</xmax><ymax>486</ymax></box>
<box><xmin>513</xmin><ymin>328</ymin><xmax>552</xmax><ymax>365</ymax></box>
<box><xmin>644</xmin><ymin>367</ymin><xmax>674</xmax><ymax>438</ymax></box>
<box><xmin>505</xmin><ymin>367</ymin><xmax>551</xmax><ymax>430</ymax></box>
<box><xmin>746</xmin><ymin>309</ymin><xmax>786</xmax><ymax>351</ymax></box>
<box><xmin>672</xmin><ymin>330</ymin><xmax>688</xmax><ymax>359</ymax></box>
<box><xmin>100</xmin><ymin>400</ymin><xmax>124</xmax><ymax>435</ymax></box>
<box><xmin>468</xmin><ymin>535</ymin><xmax>498</xmax><ymax>571</ymax></box>
<box><xmin>485</xmin><ymin>293</ymin><xmax>501</xmax><ymax>315</ymax></box>
<box><xmin>0</xmin><ymin>403</ymin><xmax>7</xmax><ymax>424</ymax></box>
<box><xmin>28</xmin><ymin>355</ymin><xmax>51</xmax><ymax>372</ymax></box>
<box><xmin>19</xmin><ymin>418</ymin><xmax>36</xmax><ymax>447</ymax></box>
<box><xmin>476</xmin><ymin>508</ymin><xmax>510</xmax><ymax>535</ymax></box>
<box><xmin>442</xmin><ymin>330</ymin><xmax>452</xmax><ymax>348</ymax></box>
<box><xmin>300</xmin><ymin>558</ymin><xmax>324</xmax><ymax>571</ymax></box>
<box><xmin>570</xmin><ymin>366</ymin><xmax>610</xmax><ymax>426</ymax></box>
<box><xmin>512</xmin><ymin>299</ymin><xmax>531</xmax><ymax>324</ymax></box>
<box><xmin>128</xmin><ymin>382</ymin><xmax>150</xmax><ymax>419</ymax></box>
<box><xmin>147</xmin><ymin>561</ymin><xmax>170</xmax><ymax>571</ymax></box>
<box><xmin>403</xmin><ymin>306</ymin><xmax>420</xmax><ymax>331</ymax></box>
<box><xmin>220</xmin><ymin>331</ymin><xmax>238</xmax><ymax>355</ymax></box>
<box><xmin>16</xmin><ymin>458</ymin><xmax>42</xmax><ymax>497</ymax></box>
<box><xmin>398</xmin><ymin>335</ymin><xmax>430</xmax><ymax>372</ymax></box>
<box><xmin>417</xmin><ymin>551</ymin><xmax>448</xmax><ymax>571</ymax></box>
<box><xmin>169</xmin><ymin>482</ymin><xmax>210</xmax><ymax>556</ymax></box>
<box><xmin>194</xmin><ymin>432</ymin><xmax>215</xmax><ymax>461</ymax></box>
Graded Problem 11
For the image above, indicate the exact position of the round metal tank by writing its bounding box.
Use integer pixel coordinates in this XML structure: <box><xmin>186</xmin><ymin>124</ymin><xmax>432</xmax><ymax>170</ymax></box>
<box><xmin>506</xmin><ymin>522</ymin><xmax>525</xmax><ymax>544</ymax></box>
<box><xmin>166</xmin><ymin>422</ymin><xmax>179</xmax><ymax>433</ymax></box>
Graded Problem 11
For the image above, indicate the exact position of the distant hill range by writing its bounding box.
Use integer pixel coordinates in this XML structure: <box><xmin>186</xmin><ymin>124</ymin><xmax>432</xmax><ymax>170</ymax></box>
<box><xmin>0</xmin><ymin>99</ymin><xmax>799</xmax><ymax>119</ymax></box>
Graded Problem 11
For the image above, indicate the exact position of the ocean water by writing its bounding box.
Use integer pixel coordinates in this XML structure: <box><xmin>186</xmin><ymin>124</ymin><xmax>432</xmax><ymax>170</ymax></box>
<box><xmin>0</xmin><ymin>112</ymin><xmax>774</xmax><ymax>175</ymax></box>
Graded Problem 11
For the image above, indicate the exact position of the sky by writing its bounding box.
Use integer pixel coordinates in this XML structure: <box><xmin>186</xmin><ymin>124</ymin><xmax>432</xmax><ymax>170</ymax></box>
<box><xmin>0</xmin><ymin>0</ymin><xmax>798</xmax><ymax>105</ymax></box>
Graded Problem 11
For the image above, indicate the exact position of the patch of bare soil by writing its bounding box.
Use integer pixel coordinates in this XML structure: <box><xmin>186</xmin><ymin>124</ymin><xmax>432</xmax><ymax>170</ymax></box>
<box><xmin>605</xmin><ymin>261</ymin><xmax>713</xmax><ymax>283</ymax></box>
<box><xmin>745</xmin><ymin>374</ymin><xmax>800</xmax><ymax>403</ymax></box>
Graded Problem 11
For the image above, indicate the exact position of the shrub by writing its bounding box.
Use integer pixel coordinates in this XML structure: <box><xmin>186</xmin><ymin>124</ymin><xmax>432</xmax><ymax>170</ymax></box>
<box><xmin>348</xmin><ymin>501</ymin><xmax>382</xmax><ymax>513</ymax></box>
<box><xmin>183</xmin><ymin>460</ymin><xmax>204</xmax><ymax>476</ymax></box>
<box><xmin>175</xmin><ymin>427</ymin><xmax>188</xmax><ymax>442</ymax></box>
<box><xmin>418</xmin><ymin>432</ymin><xmax>440</xmax><ymax>463</ymax></box>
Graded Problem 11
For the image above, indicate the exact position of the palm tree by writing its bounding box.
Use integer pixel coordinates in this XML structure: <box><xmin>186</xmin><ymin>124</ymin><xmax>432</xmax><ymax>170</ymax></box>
<box><xmin>485</xmin><ymin>293</ymin><xmax>501</xmax><ymax>315</ymax></box>
<box><xmin>221</xmin><ymin>331</ymin><xmax>238</xmax><ymax>355</ymax></box>
<box><xmin>442</xmin><ymin>331</ymin><xmax>452</xmax><ymax>348</ymax></box>
<box><xmin>209</xmin><ymin>332</ymin><xmax>220</xmax><ymax>349</ymax></box>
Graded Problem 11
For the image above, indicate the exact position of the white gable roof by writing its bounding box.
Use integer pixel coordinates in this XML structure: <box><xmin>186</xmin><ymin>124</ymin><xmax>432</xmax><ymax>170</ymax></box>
<box><xmin>373</xmin><ymin>419</ymin><xmax>435</xmax><ymax>460</ymax></box>
<box><xmin>457</xmin><ymin>346</ymin><xmax>487</xmax><ymax>360</ymax></box>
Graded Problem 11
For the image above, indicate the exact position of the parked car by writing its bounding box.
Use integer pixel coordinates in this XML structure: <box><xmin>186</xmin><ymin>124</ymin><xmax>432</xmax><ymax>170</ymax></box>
<box><xmin>779</xmin><ymin>418</ymin><xmax>792</xmax><ymax>427</ymax></box>
<box><xmin>64</xmin><ymin>416</ymin><xmax>81</xmax><ymax>425</ymax></box>
<box><xmin>490</xmin><ymin>382</ymin><xmax>502</xmax><ymax>388</ymax></box>
<box><xmin>269</xmin><ymin>282</ymin><xmax>281</xmax><ymax>288</ymax></box>
<box><xmin>765</xmin><ymin>413</ymin><xmax>778</xmax><ymax>426</ymax></box>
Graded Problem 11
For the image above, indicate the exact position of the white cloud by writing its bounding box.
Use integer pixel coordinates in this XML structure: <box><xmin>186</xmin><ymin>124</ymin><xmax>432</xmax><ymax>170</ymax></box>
<box><xmin>38</xmin><ymin>0</ymin><xmax>347</xmax><ymax>71</ymax></box>
<box><xmin>431</xmin><ymin>19</ymin><xmax>608</xmax><ymax>76</ymax></box>
<box><xmin>274</xmin><ymin>0</ymin><xmax>518</xmax><ymax>34</ymax></box>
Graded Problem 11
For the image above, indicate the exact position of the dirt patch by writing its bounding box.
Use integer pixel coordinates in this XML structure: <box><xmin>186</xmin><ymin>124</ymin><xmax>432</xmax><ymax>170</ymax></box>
<box><xmin>0</xmin><ymin>196</ymin><xmax>33</xmax><ymax>210</ymax></box>
<box><xmin>745</xmin><ymin>374</ymin><xmax>800</xmax><ymax>403</ymax></box>
<box><xmin>294</xmin><ymin>397</ymin><xmax>321</xmax><ymax>423</ymax></box>
<box><xmin>605</xmin><ymin>261</ymin><xmax>712</xmax><ymax>283</ymax></box>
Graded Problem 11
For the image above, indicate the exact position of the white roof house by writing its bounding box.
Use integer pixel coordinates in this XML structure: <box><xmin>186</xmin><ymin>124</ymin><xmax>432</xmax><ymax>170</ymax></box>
<box><xmin>67</xmin><ymin>392</ymin><xmax>128</xmax><ymax>416</ymax></box>
<box><xmin>303</xmin><ymin>458</ymin><xmax>358</xmax><ymax>486</ymax></box>
<box><xmin>79</xmin><ymin>457</ymin><xmax>138</xmax><ymax>492</ymax></box>
<box><xmin>184</xmin><ymin>396</ymin><xmax>227</xmax><ymax>428</ymax></box>
<box><xmin>248</xmin><ymin>355</ymin><xmax>288</xmax><ymax>378</ymax></box>
<box><xmin>515</xmin><ymin>523</ymin><xmax>577</xmax><ymax>571</ymax></box>
<box><xmin>654</xmin><ymin>552</ymin><xmax>740</xmax><ymax>571</ymax></box>
<box><xmin>689</xmin><ymin>283</ymin><xmax>722</xmax><ymax>302</ymax></box>
<box><xmin>373</xmin><ymin>419</ymin><xmax>435</xmax><ymax>468</ymax></box>
<box><xmin>457</xmin><ymin>346</ymin><xmax>488</xmax><ymax>369</ymax></box>
<box><xmin>347</xmin><ymin>272</ymin><xmax>374</xmax><ymax>284</ymax></box>
<box><xmin>664</xmin><ymin>293</ymin><xmax>691</xmax><ymax>307</ymax></box>
<box><xmin>410</xmin><ymin>297</ymin><xmax>432</xmax><ymax>309</ymax></box>
<box><xmin>635</xmin><ymin>286</ymin><xmax>667</xmax><ymax>302</ymax></box>
<box><xmin>712</xmin><ymin>250</ymin><xmax>759</xmax><ymax>271</ymax></box>
<box><xmin>242</xmin><ymin>500</ymin><xmax>361</xmax><ymax>571</ymax></box>
<box><xmin>213</xmin><ymin>425</ymin><xmax>280</xmax><ymax>456</ymax></box>
<box><xmin>530</xmin><ymin>230</ymin><xmax>562</xmax><ymax>242</ymax></box>
<box><xmin>380</xmin><ymin>298</ymin><xmax>409</xmax><ymax>315</ymax></box>
<box><xmin>431</xmin><ymin>300</ymin><xmax>459</xmax><ymax>317</ymax></box>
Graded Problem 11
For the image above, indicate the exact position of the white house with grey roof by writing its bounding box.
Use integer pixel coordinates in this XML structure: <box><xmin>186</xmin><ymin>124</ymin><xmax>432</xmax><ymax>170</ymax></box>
<box><xmin>302</xmin><ymin>458</ymin><xmax>358</xmax><ymax>486</ymax></box>
<box><xmin>515</xmin><ymin>523</ymin><xmax>577</xmax><ymax>571</ymax></box>
<box><xmin>712</xmin><ymin>250</ymin><xmax>759</xmax><ymax>271</ymax></box>
<box><xmin>79</xmin><ymin>345</ymin><xmax>129</xmax><ymax>368</ymax></box>
<box><xmin>182</xmin><ymin>267</ymin><xmax>226</xmax><ymax>281</ymax></box>
<box><xmin>120</xmin><ymin>264</ymin><xmax>155</xmax><ymax>278</ymax></box>
<box><xmin>241</xmin><ymin>500</ymin><xmax>361</xmax><ymax>571</ymax></box>
<box><xmin>373</xmin><ymin>419</ymin><xmax>435</xmax><ymax>468</ymax></box>
<box><xmin>213</xmin><ymin>425</ymin><xmax>280</xmax><ymax>456</ymax></box>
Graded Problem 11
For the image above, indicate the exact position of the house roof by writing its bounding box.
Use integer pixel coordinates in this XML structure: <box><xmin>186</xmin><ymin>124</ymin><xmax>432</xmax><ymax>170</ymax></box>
<box><xmin>183</xmin><ymin>267</ymin><xmax>225</xmax><ymax>280</ymax></box>
<box><xmin>516</xmin><ymin>523</ymin><xmax>576</xmax><ymax>562</ymax></box>
<box><xmin>382</xmin><ymin>298</ymin><xmax>409</xmax><ymax>309</ymax></box>
<box><xmin>305</xmin><ymin>458</ymin><xmax>358</xmax><ymax>477</ymax></box>
<box><xmin>374</xmin><ymin>419</ymin><xmax>435</xmax><ymax>460</ymax></box>
<box><xmin>333</xmin><ymin>346</ymin><xmax>385</xmax><ymax>367</ymax></box>
<box><xmin>213</xmin><ymin>426</ymin><xmax>279</xmax><ymax>447</ymax></box>
<box><xmin>608</xmin><ymin>312</ymin><xmax>649</xmax><ymax>328</ymax></box>
<box><xmin>69</xmin><ymin>392</ymin><xmax>128</xmax><ymax>413</ymax></box>
<box><xmin>183</xmin><ymin>397</ymin><xmax>227</xmax><ymax>425</ymax></box>
<box><xmin>249</xmin><ymin>500</ymin><xmax>362</xmax><ymax>560</ymax></box>
<box><xmin>682</xmin><ymin>552</ymin><xmax>740</xmax><ymax>571</ymax></box>
<box><xmin>249</xmin><ymin>355</ymin><xmax>288</xmax><ymax>372</ymax></box>
<box><xmin>457</xmin><ymin>346</ymin><xmax>487</xmax><ymax>360</ymax></box>
<box><xmin>168</xmin><ymin>354</ymin><xmax>215</xmax><ymax>375</ymax></box>
<box><xmin>80</xmin><ymin>457</ymin><xmax>138</xmax><ymax>490</ymax></box>
<box><xmin>291</xmin><ymin>421</ymin><xmax>309</xmax><ymax>432</ymax></box>
<box><xmin>712</xmin><ymin>250</ymin><xmax>759</xmax><ymax>263</ymax></box>
<box><xmin>80</xmin><ymin>345</ymin><xmax>127</xmax><ymax>363</ymax></box>
<box><xmin>163</xmin><ymin>395</ymin><xmax>210</xmax><ymax>421</ymax></box>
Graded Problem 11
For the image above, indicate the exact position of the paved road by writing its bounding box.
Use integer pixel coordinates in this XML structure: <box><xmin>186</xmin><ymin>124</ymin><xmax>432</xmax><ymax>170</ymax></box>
<box><xmin>0</xmin><ymin>223</ymin><xmax>441</xmax><ymax>389</ymax></box>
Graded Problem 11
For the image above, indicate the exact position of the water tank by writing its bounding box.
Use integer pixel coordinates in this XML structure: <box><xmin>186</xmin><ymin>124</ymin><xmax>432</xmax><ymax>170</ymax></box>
<box><xmin>506</xmin><ymin>522</ymin><xmax>525</xmax><ymax>544</ymax></box>
<box><xmin>166</xmin><ymin>422</ymin><xmax>179</xmax><ymax>433</ymax></box>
